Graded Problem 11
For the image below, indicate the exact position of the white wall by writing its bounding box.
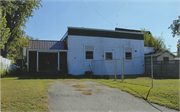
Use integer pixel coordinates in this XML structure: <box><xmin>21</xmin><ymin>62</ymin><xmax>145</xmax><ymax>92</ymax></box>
<box><xmin>67</xmin><ymin>35</ymin><xmax>144</xmax><ymax>75</ymax></box>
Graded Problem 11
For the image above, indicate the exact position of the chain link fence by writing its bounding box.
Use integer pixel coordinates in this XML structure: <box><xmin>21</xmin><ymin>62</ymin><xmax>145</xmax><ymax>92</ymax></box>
<box><xmin>91</xmin><ymin>52</ymin><xmax>179</xmax><ymax>79</ymax></box>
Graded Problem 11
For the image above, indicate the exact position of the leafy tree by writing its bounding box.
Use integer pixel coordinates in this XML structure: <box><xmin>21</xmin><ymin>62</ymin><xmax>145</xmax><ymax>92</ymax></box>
<box><xmin>0</xmin><ymin>5</ymin><xmax>10</xmax><ymax>49</ymax></box>
<box><xmin>141</xmin><ymin>29</ymin><xmax>166</xmax><ymax>51</ymax></box>
<box><xmin>168</xmin><ymin>16</ymin><xmax>180</xmax><ymax>37</ymax></box>
<box><xmin>7</xmin><ymin>35</ymin><xmax>38</xmax><ymax>60</ymax></box>
<box><xmin>1</xmin><ymin>0</ymin><xmax>42</xmax><ymax>58</ymax></box>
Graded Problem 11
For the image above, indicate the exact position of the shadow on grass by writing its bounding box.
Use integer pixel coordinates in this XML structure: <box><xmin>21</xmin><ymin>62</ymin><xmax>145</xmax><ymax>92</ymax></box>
<box><xmin>123</xmin><ymin>83</ymin><xmax>163</xmax><ymax>112</ymax></box>
<box><xmin>3</xmin><ymin>72</ymin><xmax>176</xmax><ymax>80</ymax></box>
<box><xmin>14</xmin><ymin>72</ymin><xmax>110</xmax><ymax>79</ymax></box>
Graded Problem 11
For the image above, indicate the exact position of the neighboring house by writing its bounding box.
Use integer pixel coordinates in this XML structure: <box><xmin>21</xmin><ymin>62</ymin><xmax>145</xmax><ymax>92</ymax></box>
<box><xmin>27</xmin><ymin>27</ymin><xmax>145</xmax><ymax>75</ymax></box>
<box><xmin>145</xmin><ymin>50</ymin><xmax>176</xmax><ymax>62</ymax></box>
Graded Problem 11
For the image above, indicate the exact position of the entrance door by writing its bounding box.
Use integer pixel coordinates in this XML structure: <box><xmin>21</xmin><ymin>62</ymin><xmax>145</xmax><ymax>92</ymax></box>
<box><xmin>29</xmin><ymin>51</ymin><xmax>37</xmax><ymax>72</ymax></box>
<box><xmin>39</xmin><ymin>52</ymin><xmax>58</xmax><ymax>73</ymax></box>
<box><xmin>60</xmin><ymin>52</ymin><xmax>67</xmax><ymax>73</ymax></box>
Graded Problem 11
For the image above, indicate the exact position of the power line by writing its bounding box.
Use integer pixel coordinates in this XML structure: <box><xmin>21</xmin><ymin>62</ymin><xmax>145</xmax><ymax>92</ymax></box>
<box><xmin>83</xmin><ymin>0</ymin><xmax>116</xmax><ymax>28</ymax></box>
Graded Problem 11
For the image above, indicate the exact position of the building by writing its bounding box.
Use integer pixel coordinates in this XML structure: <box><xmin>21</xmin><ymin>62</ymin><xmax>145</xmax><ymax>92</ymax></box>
<box><xmin>27</xmin><ymin>27</ymin><xmax>145</xmax><ymax>75</ymax></box>
<box><xmin>145</xmin><ymin>50</ymin><xmax>176</xmax><ymax>62</ymax></box>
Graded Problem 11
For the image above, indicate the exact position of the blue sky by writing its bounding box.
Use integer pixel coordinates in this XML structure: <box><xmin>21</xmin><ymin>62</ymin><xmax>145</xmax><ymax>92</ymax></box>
<box><xmin>24</xmin><ymin>0</ymin><xmax>180</xmax><ymax>53</ymax></box>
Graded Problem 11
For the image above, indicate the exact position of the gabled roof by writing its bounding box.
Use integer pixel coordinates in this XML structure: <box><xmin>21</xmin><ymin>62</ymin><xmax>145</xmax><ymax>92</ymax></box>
<box><xmin>28</xmin><ymin>40</ymin><xmax>67</xmax><ymax>50</ymax></box>
<box><xmin>145</xmin><ymin>50</ymin><xmax>176</xmax><ymax>57</ymax></box>
<box><xmin>61</xmin><ymin>27</ymin><xmax>144</xmax><ymax>41</ymax></box>
<box><xmin>115</xmin><ymin>28</ymin><xmax>151</xmax><ymax>34</ymax></box>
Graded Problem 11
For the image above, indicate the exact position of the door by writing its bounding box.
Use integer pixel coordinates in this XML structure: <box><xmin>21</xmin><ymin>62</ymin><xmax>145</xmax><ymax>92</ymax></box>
<box><xmin>39</xmin><ymin>52</ymin><xmax>58</xmax><ymax>73</ymax></box>
<box><xmin>29</xmin><ymin>51</ymin><xmax>37</xmax><ymax>72</ymax></box>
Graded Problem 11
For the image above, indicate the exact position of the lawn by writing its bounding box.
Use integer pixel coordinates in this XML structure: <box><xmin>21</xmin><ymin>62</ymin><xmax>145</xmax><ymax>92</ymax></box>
<box><xmin>1</xmin><ymin>77</ymin><xmax>56</xmax><ymax>111</ymax></box>
<box><xmin>86</xmin><ymin>77</ymin><xmax>180</xmax><ymax>110</ymax></box>
<box><xmin>1</xmin><ymin>76</ymin><xmax>179</xmax><ymax>111</ymax></box>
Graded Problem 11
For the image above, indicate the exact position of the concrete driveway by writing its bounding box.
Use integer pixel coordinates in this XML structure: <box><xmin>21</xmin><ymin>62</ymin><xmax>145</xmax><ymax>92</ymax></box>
<box><xmin>47</xmin><ymin>80</ymin><xmax>178</xmax><ymax>112</ymax></box>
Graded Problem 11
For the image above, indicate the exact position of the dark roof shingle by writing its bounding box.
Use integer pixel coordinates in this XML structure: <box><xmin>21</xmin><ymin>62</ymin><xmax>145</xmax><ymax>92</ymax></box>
<box><xmin>28</xmin><ymin>40</ymin><xmax>67</xmax><ymax>50</ymax></box>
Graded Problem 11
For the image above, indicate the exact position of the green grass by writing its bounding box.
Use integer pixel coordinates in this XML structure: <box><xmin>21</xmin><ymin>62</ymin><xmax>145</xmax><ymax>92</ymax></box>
<box><xmin>1</xmin><ymin>76</ymin><xmax>179</xmax><ymax>111</ymax></box>
<box><xmin>86</xmin><ymin>77</ymin><xmax>179</xmax><ymax>110</ymax></box>
<box><xmin>1</xmin><ymin>77</ymin><xmax>57</xmax><ymax>111</ymax></box>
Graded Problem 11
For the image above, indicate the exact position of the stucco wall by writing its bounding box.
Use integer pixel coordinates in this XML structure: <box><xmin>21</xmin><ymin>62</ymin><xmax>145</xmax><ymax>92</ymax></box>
<box><xmin>157</xmin><ymin>53</ymin><xmax>175</xmax><ymax>61</ymax></box>
<box><xmin>67</xmin><ymin>35</ymin><xmax>145</xmax><ymax>75</ymax></box>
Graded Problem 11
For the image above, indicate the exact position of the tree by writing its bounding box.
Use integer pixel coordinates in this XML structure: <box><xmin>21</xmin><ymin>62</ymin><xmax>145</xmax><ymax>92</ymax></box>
<box><xmin>7</xmin><ymin>35</ymin><xmax>38</xmax><ymax>60</ymax></box>
<box><xmin>1</xmin><ymin>0</ymin><xmax>42</xmax><ymax>58</ymax></box>
<box><xmin>0</xmin><ymin>5</ymin><xmax>10</xmax><ymax>49</ymax></box>
<box><xmin>168</xmin><ymin>16</ymin><xmax>180</xmax><ymax>37</ymax></box>
<box><xmin>141</xmin><ymin>29</ymin><xmax>166</xmax><ymax>51</ymax></box>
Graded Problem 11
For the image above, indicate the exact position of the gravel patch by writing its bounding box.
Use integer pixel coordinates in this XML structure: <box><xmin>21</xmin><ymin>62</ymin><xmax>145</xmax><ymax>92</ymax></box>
<box><xmin>47</xmin><ymin>80</ymin><xmax>178</xmax><ymax>112</ymax></box>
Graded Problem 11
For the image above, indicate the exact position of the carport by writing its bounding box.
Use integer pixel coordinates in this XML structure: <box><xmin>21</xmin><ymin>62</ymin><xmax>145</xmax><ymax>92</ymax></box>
<box><xmin>27</xmin><ymin>40</ymin><xmax>68</xmax><ymax>73</ymax></box>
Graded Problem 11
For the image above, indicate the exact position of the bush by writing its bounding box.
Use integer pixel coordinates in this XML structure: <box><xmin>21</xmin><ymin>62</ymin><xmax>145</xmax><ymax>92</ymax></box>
<box><xmin>1</xmin><ymin>69</ymin><xmax>7</xmax><ymax>77</ymax></box>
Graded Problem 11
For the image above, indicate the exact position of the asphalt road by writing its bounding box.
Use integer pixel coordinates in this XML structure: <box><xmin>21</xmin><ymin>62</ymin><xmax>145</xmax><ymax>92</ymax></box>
<box><xmin>47</xmin><ymin>80</ymin><xmax>178</xmax><ymax>112</ymax></box>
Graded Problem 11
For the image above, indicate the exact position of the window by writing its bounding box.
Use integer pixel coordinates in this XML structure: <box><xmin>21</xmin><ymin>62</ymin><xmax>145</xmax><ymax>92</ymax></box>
<box><xmin>85</xmin><ymin>45</ymin><xmax>94</xmax><ymax>59</ymax></box>
<box><xmin>163</xmin><ymin>57</ymin><xmax>169</xmax><ymax>63</ymax></box>
<box><xmin>86</xmin><ymin>51</ymin><xmax>93</xmax><ymax>59</ymax></box>
<box><xmin>105</xmin><ymin>52</ymin><xmax>112</xmax><ymax>60</ymax></box>
<box><xmin>126</xmin><ymin>52</ymin><xmax>132</xmax><ymax>60</ymax></box>
<box><xmin>125</xmin><ymin>47</ymin><xmax>132</xmax><ymax>60</ymax></box>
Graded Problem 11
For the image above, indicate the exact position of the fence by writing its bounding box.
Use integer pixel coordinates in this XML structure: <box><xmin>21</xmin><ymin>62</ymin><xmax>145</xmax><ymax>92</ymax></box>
<box><xmin>91</xmin><ymin>56</ymin><xmax>145</xmax><ymax>79</ymax></box>
<box><xmin>91</xmin><ymin>53</ymin><xmax>179</xmax><ymax>80</ymax></box>
<box><xmin>0</xmin><ymin>56</ymin><xmax>12</xmax><ymax>73</ymax></box>
<box><xmin>145</xmin><ymin>60</ymin><xmax>179</xmax><ymax>78</ymax></box>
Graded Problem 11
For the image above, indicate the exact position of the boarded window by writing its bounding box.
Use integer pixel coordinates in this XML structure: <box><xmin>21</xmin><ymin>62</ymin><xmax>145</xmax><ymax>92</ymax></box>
<box><xmin>125</xmin><ymin>47</ymin><xmax>132</xmax><ymax>52</ymax></box>
<box><xmin>86</xmin><ymin>51</ymin><xmax>93</xmax><ymax>59</ymax></box>
<box><xmin>105</xmin><ymin>52</ymin><xmax>112</xmax><ymax>60</ymax></box>
<box><xmin>85</xmin><ymin>46</ymin><xmax>94</xmax><ymax>51</ymax></box>
<box><xmin>125</xmin><ymin>47</ymin><xmax>132</xmax><ymax>60</ymax></box>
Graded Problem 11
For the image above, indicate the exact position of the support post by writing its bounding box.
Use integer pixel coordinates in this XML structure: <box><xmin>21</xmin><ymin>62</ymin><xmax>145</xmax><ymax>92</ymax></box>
<box><xmin>115</xmin><ymin>58</ymin><xmax>117</xmax><ymax>81</ymax></box>
<box><xmin>151</xmin><ymin>55</ymin><xmax>153</xmax><ymax>88</ymax></box>
<box><xmin>121</xmin><ymin>57</ymin><xmax>124</xmax><ymax>82</ymax></box>
<box><xmin>179</xmin><ymin>46</ymin><xmax>180</xmax><ymax>78</ymax></box>
<box><xmin>91</xmin><ymin>60</ymin><xmax>93</xmax><ymax>72</ymax></box>
<box><xmin>161</xmin><ymin>61</ymin><xmax>162</xmax><ymax>78</ymax></box>
<box><xmin>37</xmin><ymin>51</ymin><xmax>39</xmax><ymax>72</ymax></box>
<box><xmin>58</xmin><ymin>52</ymin><xmax>60</xmax><ymax>71</ymax></box>
<box><xmin>101</xmin><ymin>60</ymin><xmax>102</xmax><ymax>78</ymax></box>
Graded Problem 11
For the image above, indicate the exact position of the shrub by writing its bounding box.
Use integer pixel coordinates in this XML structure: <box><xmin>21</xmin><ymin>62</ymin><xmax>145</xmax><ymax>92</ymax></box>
<box><xmin>1</xmin><ymin>69</ymin><xmax>7</xmax><ymax>77</ymax></box>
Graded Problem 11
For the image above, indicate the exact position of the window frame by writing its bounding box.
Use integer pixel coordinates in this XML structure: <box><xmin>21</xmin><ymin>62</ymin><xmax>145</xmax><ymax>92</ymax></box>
<box><xmin>84</xmin><ymin>45</ymin><xmax>94</xmax><ymax>60</ymax></box>
<box><xmin>124</xmin><ymin>47</ymin><xmax>133</xmax><ymax>61</ymax></box>
<box><xmin>105</xmin><ymin>52</ymin><xmax>113</xmax><ymax>60</ymax></box>
<box><xmin>104</xmin><ymin>51</ymin><xmax>114</xmax><ymax>61</ymax></box>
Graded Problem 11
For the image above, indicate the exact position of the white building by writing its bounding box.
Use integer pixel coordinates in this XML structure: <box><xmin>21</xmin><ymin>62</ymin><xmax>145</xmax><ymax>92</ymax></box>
<box><xmin>27</xmin><ymin>27</ymin><xmax>145</xmax><ymax>75</ymax></box>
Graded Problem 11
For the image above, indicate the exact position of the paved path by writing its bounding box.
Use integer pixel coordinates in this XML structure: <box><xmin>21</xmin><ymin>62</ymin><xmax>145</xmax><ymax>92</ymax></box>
<box><xmin>47</xmin><ymin>80</ymin><xmax>178</xmax><ymax>112</ymax></box>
